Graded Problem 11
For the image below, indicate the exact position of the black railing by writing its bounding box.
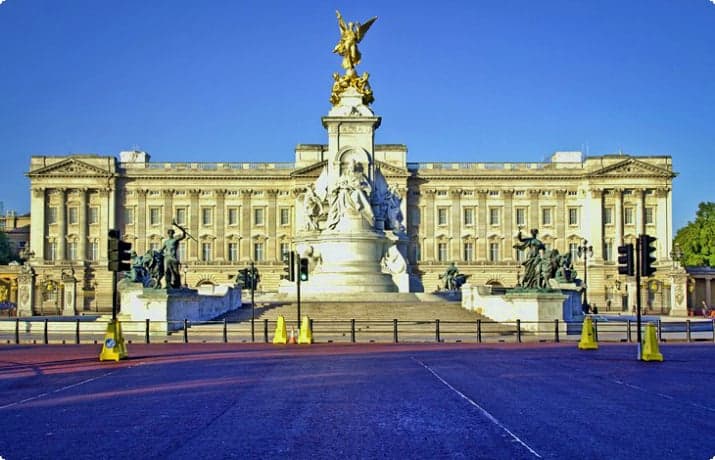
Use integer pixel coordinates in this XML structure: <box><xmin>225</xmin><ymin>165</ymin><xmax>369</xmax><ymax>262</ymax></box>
<box><xmin>2</xmin><ymin>317</ymin><xmax>715</xmax><ymax>345</ymax></box>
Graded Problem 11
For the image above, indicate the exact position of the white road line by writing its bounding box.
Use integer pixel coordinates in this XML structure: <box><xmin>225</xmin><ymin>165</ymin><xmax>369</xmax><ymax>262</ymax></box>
<box><xmin>412</xmin><ymin>357</ymin><xmax>542</xmax><ymax>458</ymax></box>
<box><xmin>612</xmin><ymin>378</ymin><xmax>715</xmax><ymax>412</ymax></box>
<box><xmin>0</xmin><ymin>370</ymin><xmax>118</xmax><ymax>410</ymax></box>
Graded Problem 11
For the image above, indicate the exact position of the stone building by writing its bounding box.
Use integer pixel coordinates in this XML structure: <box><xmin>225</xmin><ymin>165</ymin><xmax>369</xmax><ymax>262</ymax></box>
<box><xmin>21</xmin><ymin>146</ymin><xmax>677</xmax><ymax>315</ymax></box>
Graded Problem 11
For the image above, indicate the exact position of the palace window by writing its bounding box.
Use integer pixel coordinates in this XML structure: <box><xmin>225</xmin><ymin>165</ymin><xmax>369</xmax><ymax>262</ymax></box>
<box><xmin>280</xmin><ymin>208</ymin><xmax>290</xmax><ymax>226</ymax></box>
<box><xmin>67</xmin><ymin>241</ymin><xmax>78</xmax><ymax>261</ymax></box>
<box><xmin>149</xmin><ymin>207</ymin><xmax>161</xmax><ymax>226</ymax></box>
<box><xmin>437</xmin><ymin>242</ymin><xmax>448</xmax><ymax>262</ymax></box>
<box><xmin>489</xmin><ymin>191</ymin><xmax>499</xmax><ymax>197</ymax></box>
<box><xmin>228</xmin><ymin>208</ymin><xmax>239</xmax><ymax>226</ymax></box>
<box><xmin>414</xmin><ymin>243</ymin><xmax>421</xmax><ymax>263</ymax></box>
<box><xmin>515</xmin><ymin>208</ymin><xmax>526</xmax><ymax>227</ymax></box>
<box><xmin>175</xmin><ymin>208</ymin><xmax>187</xmax><ymax>226</ymax></box>
<box><xmin>177</xmin><ymin>242</ymin><xmax>186</xmax><ymax>262</ymax></box>
<box><xmin>568</xmin><ymin>208</ymin><xmax>579</xmax><ymax>226</ymax></box>
<box><xmin>463</xmin><ymin>242</ymin><xmax>474</xmax><ymax>262</ymax></box>
<box><xmin>489</xmin><ymin>242</ymin><xmax>500</xmax><ymax>262</ymax></box>
<box><xmin>542</xmin><ymin>208</ymin><xmax>552</xmax><ymax>226</ymax></box>
<box><xmin>280</xmin><ymin>242</ymin><xmax>290</xmax><ymax>260</ymax></box>
<box><xmin>603</xmin><ymin>241</ymin><xmax>613</xmax><ymax>262</ymax></box>
<box><xmin>47</xmin><ymin>241</ymin><xmax>57</xmax><ymax>261</ymax></box>
<box><xmin>228</xmin><ymin>242</ymin><xmax>239</xmax><ymax>262</ymax></box>
<box><xmin>88</xmin><ymin>207</ymin><xmax>99</xmax><ymax>225</ymax></box>
<box><xmin>253</xmin><ymin>242</ymin><xmax>264</xmax><ymax>261</ymax></box>
<box><xmin>68</xmin><ymin>207</ymin><xmax>78</xmax><ymax>225</ymax></box>
<box><xmin>201</xmin><ymin>242</ymin><xmax>212</xmax><ymax>262</ymax></box>
<box><xmin>603</xmin><ymin>207</ymin><xmax>613</xmax><ymax>225</ymax></box>
<box><xmin>463</xmin><ymin>208</ymin><xmax>474</xmax><ymax>226</ymax></box>
<box><xmin>125</xmin><ymin>208</ymin><xmax>134</xmax><ymax>225</ymax></box>
<box><xmin>201</xmin><ymin>208</ymin><xmax>213</xmax><ymax>226</ymax></box>
<box><xmin>437</xmin><ymin>208</ymin><xmax>448</xmax><ymax>226</ymax></box>
<box><xmin>515</xmin><ymin>191</ymin><xmax>525</xmax><ymax>197</ymax></box>
<box><xmin>516</xmin><ymin>247</ymin><xmax>526</xmax><ymax>262</ymax></box>
<box><xmin>624</xmin><ymin>207</ymin><xmax>634</xmax><ymax>225</ymax></box>
<box><xmin>489</xmin><ymin>208</ymin><xmax>500</xmax><ymax>226</ymax></box>
<box><xmin>437</xmin><ymin>190</ymin><xmax>447</xmax><ymax>197</ymax></box>
<box><xmin>47</xmin><ymin>207</ymin><xmax>57</xmax><ymax>225</ymax></box>
<box><xmin>89</xmin><ymin>241</ymin><xmax>98</xmax><ymax>261</ymax></box>
<box><xmin>569</xmin><ymin>243</ymin><xmax>579</xmax><ymax>261</ymax></box>
<box><xmin>254</xmin><ymin>208</ymin><xmax>264</xmax><ymax>226</ymax></box>
<box><xmin>644</xmin><ymin>207</ymin><xmax>655</xmax><ymax>225</ymax></box>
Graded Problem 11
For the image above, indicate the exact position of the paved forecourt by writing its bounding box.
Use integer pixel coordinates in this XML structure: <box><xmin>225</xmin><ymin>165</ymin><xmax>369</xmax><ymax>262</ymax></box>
<box><xmin>0</xmin><ymin>342</ymin><xmax>713</xmax><ymax>459</ymax></box>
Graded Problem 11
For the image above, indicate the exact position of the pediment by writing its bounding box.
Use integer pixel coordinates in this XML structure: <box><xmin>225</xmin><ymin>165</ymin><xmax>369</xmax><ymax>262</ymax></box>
<box><xmin>375</xmin><ymin>161</ymin><xmax>409</xmax><ymax>177</ymax></box>
<box><xmin>28</xmin><ymin>158</ymin><xmax>112</xmax><ymax>178</ymax></box>
<box><xmin>291</xmin><ymin>160</ymin><xmax>328</xmax><ymax>178</ymax></box>
<box><xmin>588</xmin><ymin>158</ymin><xmax>674</xmax><ymax>178</ymax></box>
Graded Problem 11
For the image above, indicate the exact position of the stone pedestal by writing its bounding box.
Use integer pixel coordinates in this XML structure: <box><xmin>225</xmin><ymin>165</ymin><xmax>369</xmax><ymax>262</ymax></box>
<box><xmin>16</xmin><ymin>268</ymin><xmax>35</xmax><ymax>317</ymax></box>
<box><xmin>61</xmin><ymin>274</ymin><xmax>77</xmax><ymax>316</ymax></box>
<box><xmin>670</xmin><ymin>270</ymin><xmax>689</xmax><ymax>316</ymax></box>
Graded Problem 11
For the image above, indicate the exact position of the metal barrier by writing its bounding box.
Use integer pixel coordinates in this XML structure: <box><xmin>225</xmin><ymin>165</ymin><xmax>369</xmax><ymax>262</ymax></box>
<box><xmin>2</xmin><ymin>316</ymin><xmax>715</xmax><ymax>345</ymax></box>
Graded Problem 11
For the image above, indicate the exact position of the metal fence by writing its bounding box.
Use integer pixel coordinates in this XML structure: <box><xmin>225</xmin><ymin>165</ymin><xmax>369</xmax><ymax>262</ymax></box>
<box><xmin>2</xmin><ymin>317</ymin><xmax>715</xmax><ymax>345</ymax></box>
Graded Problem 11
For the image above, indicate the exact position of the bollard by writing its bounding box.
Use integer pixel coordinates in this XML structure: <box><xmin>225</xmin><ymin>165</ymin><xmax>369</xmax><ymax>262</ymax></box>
<box><xmin>145</xmin><ymin>319</ymin><xmax>151</xmax><ymax>344</ymax></box>
<box><xmin>516</xmin><ymin>319</ymin><xmax>522</xmax><ymax>343</ymax></box>
<box><xmin>223</xmin><ymin>318</ymin><xmax>228</xmax><ymax>343</ymax></box>
<box><xmin>686</xmin><ymin>320</ymin><xmax>692</xmax><ymax>343</ymax></box>
<box><xmin>44</xmin><ymin>319</ymin><xmax>48</xmax><ymax>345</ymax></box>
<box><xmin>15</xmin><ymin>318</ymin><xmax>19</xmax><ymax>345</ymax></box>
<box><xmin>183</xmin><ymin>319</ymin><xmax>189</xmax><ymax>343</ymax></box>
<box><xmin>75</xmin><ymin>319</ymin><xmax>80</xmax><ymax>344</ymax></box>
<box><xmin>350</xmin><ymin>319</ymin><xmax>356</xmax><ymax>343</ymax></box>
<box><xmin>627</xmin><ymin>320</ymin><xmax>632</xmax><ymax>343</ymax></box>
<box><xmin>393</xmin><ymin>319</ymin><xmax>398</xmax><ymax>343</ymax></box>
<box><xmin>657</xmin><ymin>320</ymin><xmax>662</xmax><ymax>343</ymax></box>
<box><xmin>435</xmin><ymin>319</ymin><xmax>441</xmax><ymax>343</ymax></box>
<box><xmin>476</xmin><ymin>319</ymin><xmax>482</xmax><ymax>343</ymax></box>
<box><xmin>712</xmin><ymin>318</ymin><xmax>715</xmax><ymax>343</ymax></box>
<box><xmin>593</xmin><ymin>320</ymin><xmax>599</xmax><ymax>342</ymax></box>
<box><xmin>554</xmin><ymin>319</ymin><xmax>560</xmax><ymax>343</ymax></box>
<box><xmin>263</xmin><ymin>319</ymin><xmax>269</xmax><ymax>343</ymax></box>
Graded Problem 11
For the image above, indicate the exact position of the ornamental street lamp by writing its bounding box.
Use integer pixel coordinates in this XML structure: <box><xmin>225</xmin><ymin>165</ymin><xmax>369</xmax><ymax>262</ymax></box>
<box><xmin>578</xmin><ymin>240</ymin><xmax>594</xmax><ymax>312</ymax></box>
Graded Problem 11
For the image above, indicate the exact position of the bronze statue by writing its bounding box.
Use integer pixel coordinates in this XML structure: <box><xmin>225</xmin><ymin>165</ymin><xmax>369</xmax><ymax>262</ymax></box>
<box><xmin>162</xmin><ymin>222</ymin><xmax>187</xmax><ymax>289</ymax></box>
<box><xmin>333</xmin><ymin>11</ymin><xmax>377</xmax><ymax>75</ymax></box>
<box><xmin>513</xmin><ymin>229</ymin><xmax>545</xmax><ymax>289</ymax></box>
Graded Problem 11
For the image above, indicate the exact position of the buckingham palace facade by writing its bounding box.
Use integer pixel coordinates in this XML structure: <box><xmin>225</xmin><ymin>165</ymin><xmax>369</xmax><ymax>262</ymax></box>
<box><xmin>23</xmin><ymin>148</ymin><xmax>676</xmax><ymax>315</ymax></box>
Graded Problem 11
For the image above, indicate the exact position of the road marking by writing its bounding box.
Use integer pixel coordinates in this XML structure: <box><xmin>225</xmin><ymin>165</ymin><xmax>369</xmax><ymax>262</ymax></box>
<box><xmin>612</xmin><ymin>379</ymin><xmax>715</xmax><ymax>412</ymax></box>
<box><xmin>0</xmin><ymin>370</ymin><xmax>118</xmax><ymax>410</ymax></box>
<box><xmin>412</xmin><ymin>357</ymin><xmax>542</xmax><ymax>458</ymax></box>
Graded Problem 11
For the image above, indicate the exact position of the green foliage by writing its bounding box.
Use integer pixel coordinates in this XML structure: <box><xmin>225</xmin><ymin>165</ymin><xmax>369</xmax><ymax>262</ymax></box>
<box><xmin>674</xmin><ymin>202</ymin><xmax>715</xmax><ymax>267</ymax></box>
<box><xmin>0</xmin><ymin>232</ymin><xmax>12</xmax><ymax>265</ymax></box>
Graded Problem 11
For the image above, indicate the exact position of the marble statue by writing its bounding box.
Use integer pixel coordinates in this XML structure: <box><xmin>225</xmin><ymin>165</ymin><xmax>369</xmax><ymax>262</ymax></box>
<box><xmin>303</xmin><ymin>184</ymin><xmax>324</xmax><ymax>231</ymax></box>
<box><xmin>326</xmin><ymin>159</ymin><xmax>374</xmax><ymax>229</ymax></box>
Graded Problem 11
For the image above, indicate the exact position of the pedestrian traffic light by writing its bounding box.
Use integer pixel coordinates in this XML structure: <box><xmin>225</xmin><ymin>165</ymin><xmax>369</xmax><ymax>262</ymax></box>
<box><xmin>299</xmin><ymin>257</ymin><xmax>309</xmax><ymax>282</ymax></box>
<box><xmin>639</xmin><ymin>234</ymin><xmax>657</xmax><ymax>277</ymax></box>
<box><xmin>282</xmin><ymin>251</ymin><xmax>295</xmax><ymax>282</ymax></box>
<box><xmin>108</xmin><ymin>230</ymin><xmax>132</xmax><ymax>272</ymax></box>
<box><xmin>617</xmin><ymin>243</ymin><xmax>634</xmax><ymax>276</ymax></box>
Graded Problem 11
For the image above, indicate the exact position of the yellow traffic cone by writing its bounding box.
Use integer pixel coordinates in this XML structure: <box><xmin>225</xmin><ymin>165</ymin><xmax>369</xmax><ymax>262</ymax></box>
<box><xmin>288</xmin><ymin>327</ymin><xmax>297</xmax><ymax>344</ymax></box>
<box><xmin>298</xmin><ymin>316</ymin><xmax>312</xmax><ymax>344</ymax></box>
<box><xmin>641</xmin><ymin>323</ymin><xmax>663</xmax><ymax>362</ymax></box>
<box><xmin>578</xmin><ymin>316</ymin><xmax>598</xmax><ymax>350</ymax></box>
<box><xmin>99</xmin><ymin>320</ymin><xmax>128</xmax><ymax>362</ymax></box>
<box><xmin>273</xmin><ymin>316</ymin><xmax>287</xmax><ymax>344</ymax></box>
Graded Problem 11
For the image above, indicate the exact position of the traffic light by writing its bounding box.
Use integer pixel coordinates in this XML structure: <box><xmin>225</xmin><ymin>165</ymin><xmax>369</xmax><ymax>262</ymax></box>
<box><xmin>639</xmin><ymin>234</ymin><xmax>657</xmax><ymax>277</ymax></box>
<box><xmin>238</xmin><ymin>268</ymin><xmax>250</xmax><ymax>287</ymax></box>
<box><xmin>282</xmin><ymin>251</ymin><xmax>295</xmax><ymax>282</ymax></box>
<box><xmin>299</xmin><ymin>258</ymin><xmax>309</xmax><ymax>282</ymax></box>
<box><xmin>617</xmin><ymin>243</ymin><xmax>635</xmax><ymax>276</ymax></box>
<box><xmin>108</xmin><ymin>230</ymin><xmax>132</xmax><ymax>272</ymax></box>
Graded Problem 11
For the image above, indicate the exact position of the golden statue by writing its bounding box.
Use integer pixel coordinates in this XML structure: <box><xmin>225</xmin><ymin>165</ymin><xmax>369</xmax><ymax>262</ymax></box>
<box><xmin>330</xmin><ymin>11</ymin><xmax>377</xmax><ymax>106</ymax></box>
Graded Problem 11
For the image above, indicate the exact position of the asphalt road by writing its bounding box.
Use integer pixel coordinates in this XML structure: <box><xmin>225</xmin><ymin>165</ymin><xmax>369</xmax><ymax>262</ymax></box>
<box><xmin>0</xmin><ymin>342</ymin><xmax>713</xmax><ymax>459</ymax></box>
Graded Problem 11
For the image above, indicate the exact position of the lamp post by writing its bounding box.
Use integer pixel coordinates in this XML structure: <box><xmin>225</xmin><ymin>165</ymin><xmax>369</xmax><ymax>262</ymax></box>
<box><xmin>578</xmin><ymin>240</ymin><xmax>594</xmax><ymax>313</ymax></box>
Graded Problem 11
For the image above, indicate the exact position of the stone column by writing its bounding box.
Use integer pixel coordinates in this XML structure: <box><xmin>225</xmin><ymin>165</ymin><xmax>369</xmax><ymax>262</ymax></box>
<box><xmin>589</xmin><ymin>189</ymin><xmax>604</xmax><ymax>260</ymax></box>
<box><xmin>30</xmin><ymin>187</ymin><xmax>46</xmax><ymax>260</ymax></box>
<box><xmin>528</xmin><ymin>189</ymin><xmax>539</xmax><ymax>233</ymax></box>
<box><xmin>614</xmin><ymin>189</ymin><xmax>623</xmax><ymax>244</ymax></box>
<box><xmin>163</xmin><ymin>189</ymin><xmax>174</xmax><ymax>234</ymax></box>
<box><xmin>78</xmin><ymin>188</ymin><xmax>88</xmax><ymax>262</ymax></box>
<box><xmin>267</xmin><ymin>190</ymin><xmax>278</xmax><ymax>261</ymax></box>
<box><xmin>476</xmin><ymin>190</ymin><xmax>487</xmax><ymax>262</ymax></box>
<box><xmin>99</xmin><ymin>189</ymin><xmax>111</xmax><ymax>259</ymax></box>
<box><xmin>215</xmin><ymin>189</ymin><xmax>226</xmax><ymax>262</ymax></box>
<box><xmin>57</xmin><ymin>188</ymin><xmax>67</xmax><ymax>261</ymax></box>
<box><xmin>189</xmin><ymin>189</ymin><xmax>200</xmax><ymax>260</ymax></box>
<box><xmin>655</xmin><ymin>188</ymin><xmax>671</xmax><ymax>261</ymax></box>
<box><xmin>423</xmin><ymin>189</ymin><xmax>436</xmax><ymax>261</ymax></box>
<box><xmin>240</xmin><ymin>190</ymin><xmax>252</xmax><ymax>262</ymax></box>
<box><xmin>634</xmin><ymin>189</ymin><xmax>644</xmax><ymax>235</ymax></box>
<box><xmin>503</xmin><ymin>190</ymin><xmax>514</xmax><ymax>261</ymax></box>
<box><xmin>450</xmin><ymin>189</ymin><xmax>462</xmax><ymax>262</ymax></box>
<box><xmin>137</xmin><ymin>189</ymin><xmax>148</xmax><ymax>254</ymax></box>
<box><xmin>554</xmin><ymin>189</ymin><xmax>565</xmax><ymax>254</ymax></box>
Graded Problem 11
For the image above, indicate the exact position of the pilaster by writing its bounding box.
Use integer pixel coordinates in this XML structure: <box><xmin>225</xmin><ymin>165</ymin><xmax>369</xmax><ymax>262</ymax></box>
<box><xmin>56</xmin><ymin>188</ymin><xmax>67</xmax><ymax>261</ymax></box>
<box><xmin>450</xmin><ymin>189</ymin><xmax>462</xmax><ymax>261</ymax></box>
<box><xmin>476</xmin><ymin>190</ymin><xmax>488</xmax><ymax>262</ymax></box>
<box><xmin>215</xmin><ymin>189</ymin><xmax>227</xmax><ymax>261</ymax></box>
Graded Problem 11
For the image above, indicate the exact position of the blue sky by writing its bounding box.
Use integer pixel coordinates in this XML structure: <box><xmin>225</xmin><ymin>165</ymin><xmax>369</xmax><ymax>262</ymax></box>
<box><xmin>0</xmin><ymin>1</ymin><xmax>713</xmax><ymax>232</ymax></box>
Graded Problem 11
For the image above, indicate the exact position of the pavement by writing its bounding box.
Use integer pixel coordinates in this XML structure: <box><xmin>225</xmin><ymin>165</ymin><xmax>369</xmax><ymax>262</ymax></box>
<box><xmin>1</xmin><ymin>342</ymin><xmax>715</xmax><ymax>459</ymax></box>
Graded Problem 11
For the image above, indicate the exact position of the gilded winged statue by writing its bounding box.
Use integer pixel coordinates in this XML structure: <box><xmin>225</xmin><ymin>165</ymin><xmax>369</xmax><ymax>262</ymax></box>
<box><xmin>333</xmin><ymin>11</ymin><xmax>377</xmax><ymax>75</ymax></box>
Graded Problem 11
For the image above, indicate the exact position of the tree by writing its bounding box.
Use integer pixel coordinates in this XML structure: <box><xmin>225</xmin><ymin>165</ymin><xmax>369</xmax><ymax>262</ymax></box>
<box><xmin>674</xmin><ymin>202</ymin><xmax>715</xmax><ymax>267</ymax></box>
